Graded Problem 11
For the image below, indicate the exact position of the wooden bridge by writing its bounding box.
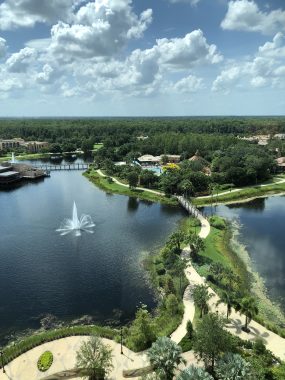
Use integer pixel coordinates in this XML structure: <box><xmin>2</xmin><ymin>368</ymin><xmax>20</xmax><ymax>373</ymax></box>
<box><xmin>32</xmin><ymin>163</ymin><xmax>90</xmax><ymax>171</ymax></box>
<box><xmin>177</xmin><ymin>195</ymin><xmax>207</xmax><ymax>218</ymax></box>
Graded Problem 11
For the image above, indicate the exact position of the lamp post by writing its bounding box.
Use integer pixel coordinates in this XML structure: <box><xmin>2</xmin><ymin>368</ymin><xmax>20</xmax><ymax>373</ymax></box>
<box><xmin>120</xmin><ymin>327</ymin><xmax>123</xmax><ymax>355</ymax></box>
<box><xmin>0</xmin><ymin>350</ymin><xmax>5</xmax><ymax>373</ymax></box>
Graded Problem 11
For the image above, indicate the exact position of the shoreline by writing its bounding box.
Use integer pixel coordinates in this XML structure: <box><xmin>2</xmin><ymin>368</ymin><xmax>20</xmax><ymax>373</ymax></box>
<box><xmin>230</xmin><ymin>221</ymin><xmax>285</xmax><ymax>327</ymax></box>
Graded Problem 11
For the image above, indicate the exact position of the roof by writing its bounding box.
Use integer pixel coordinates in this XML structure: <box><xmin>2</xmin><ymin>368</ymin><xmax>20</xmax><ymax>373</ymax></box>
<box><xmin>276</xmin><ymin>157</ymin><xmax>285</xmax><ymax>165</ymax></box>
<box><xmin>138</xmin><ymin>155</ymin><xmax>161</xmax><ymax>162</ymax></box>
<box><xmin>189</xmin><ymin>150</ymin><xmax>201</xmax><ymax>161</ymax></box>
<box><xmin>0</xmin><ymin>171</ymin><xmax>20</xmax><ymax>177</ymax></box>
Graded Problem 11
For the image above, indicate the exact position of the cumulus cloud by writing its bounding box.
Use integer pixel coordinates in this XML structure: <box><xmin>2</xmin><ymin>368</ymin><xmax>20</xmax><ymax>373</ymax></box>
<box><xmin>6</xmin><ymin>47</ymin><xmax>37</xmax><ymax>73</ymax></box>
<box><xmin>173</xmin><ymin>75</ymin><xmax>204</xmax><ymax>93</ymax></box>
<box><xmin>213</xmin><ymin>33</ymin><xmax>285</xmax><ymax>92</ymax></box>
<box><xmin>155</xmin><ymin>29</ymin><xmax>223</xmax><ymax>69</ymax></box>
<box><xmin>221</xmin><ymin>0</ymin><xmax>285</xmax><ymax>35</ymax></box>
<box><xmin>0</xmin><ymin>38</ymin><xmax>7</xmax><ymax>58</ymax></box>
<box><xmin>48</xmin><ymin>1</ymin><xmax>152</xmax><ymax>61</ymax></box>
<box><xmin>0</xmin><ymin>0</ymin><xmax>75</xmax><ymax>30</ymax></box>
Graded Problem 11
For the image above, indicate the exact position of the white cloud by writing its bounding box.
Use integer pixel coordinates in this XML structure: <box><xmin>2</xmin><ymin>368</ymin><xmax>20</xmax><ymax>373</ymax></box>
<box><xmin>48</xmin><ymin>1</ymin><xmax>152</xmax><ymax>60</ymax></box>
<box><xmin>0</xmin><ymin>37</ymin><xmax>7</xmax><ymax>58</ymax></box>
<box><xmin>213</xmin><ymin>33</ymin><xmax>285</xmax><ymax>92</ymax></box>
<box><xmin>173</xmin><ymin>74</ymin><xmax>204</xmax><ymax>93</ymax></box>
<box><xmin>155</xmin><ymin>29</ymin><xmax>223</xmax><ymax>69</ymax></box>
<box><xmin>0</xmin><ymin>0</ymin><xmax>75</xmax><ymax>30</ymax></box>
<box><xmin>6</xmin><ymin>47</ymin><xmax>37</xmax><ymax>73</ymax></box>
<box><xmin>221</xmin><ymin>0</ymin><xmax>285</xmax><ymax>35</ymax></box>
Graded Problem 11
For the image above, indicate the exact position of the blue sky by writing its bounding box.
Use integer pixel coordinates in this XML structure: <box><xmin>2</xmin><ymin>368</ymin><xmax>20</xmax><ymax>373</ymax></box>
<box><xmin>0</xmin><ymin>0</ymin><xmax>284</xmax><ymax>116</ymax></box>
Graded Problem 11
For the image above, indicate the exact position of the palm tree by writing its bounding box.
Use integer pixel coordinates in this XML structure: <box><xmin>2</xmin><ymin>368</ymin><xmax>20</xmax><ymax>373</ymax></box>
<box><xmin>238</xmin><ymin>296</ymin><xmax>258</xmax><ymax>332</ymax></box>
<box><xmin>76</xmin><ymin>335</ymin><xmax>113</xmax><ymax>380</ymax></box>
<box><xmin>147</xmin><ymin>337</ymin><xmax>186</xmax><ymax>380</ymax></box>
<box><xmin>216</xmin><ymin>291</ymin><xmax>235</xmax><ymax>320</ymax></box>
<box><xmin>177</xmin><ymin>365</ymin><xmax>214</xmax><ymax>380</ymax></box>
<box><xmin>173</xmin><ymin>257</ymin><xmax>187</xmax><ymax>296</ymax></box>
<box><xmin>192</xmin><ymin>284</ymin><xmax>213</xmax><ymax>318</ymax></box>
<box><xmin>167</xmin><ymin>231</ymin><xmax>185</xmax><ymax>251</ymax></box>
<box><xmin>185</xmin><ymin>233</ymin><xmax>205</xmax><ymax>262</ymax></box>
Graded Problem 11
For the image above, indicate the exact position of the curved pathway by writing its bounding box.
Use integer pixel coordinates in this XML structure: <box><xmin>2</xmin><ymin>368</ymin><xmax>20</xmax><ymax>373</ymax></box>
<box><xmin>196</xmin><ymin>177</ymin><xmax>285</xmax><ymax>200</ymax></box>
<box><xmin>97</xmin><ymin>170</ymin><xmax>164</xmax><ymax>196</ymax></box>
<box><xmin>171</xmin><ymin>205</ymin><xmax>285</xmax><ymax>361</ymax></box>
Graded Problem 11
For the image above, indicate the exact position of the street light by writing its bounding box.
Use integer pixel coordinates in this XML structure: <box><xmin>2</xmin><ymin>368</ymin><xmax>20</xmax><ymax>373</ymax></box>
<box><xmin>0</xmin><ymin>350</ymin><xmax>6</xmax><ymax>373</ymax></box>
<box><xmin>120</xmin><ymin>327</ymin><xmax>123</xmax><ymax>355</ymax></box>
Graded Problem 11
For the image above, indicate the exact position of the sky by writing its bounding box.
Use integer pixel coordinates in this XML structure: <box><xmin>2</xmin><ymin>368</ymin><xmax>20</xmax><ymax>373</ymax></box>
<box><xmin>0</xmin><ymin>0</ymin><xmax>285</xmax><ymax>116</ymax></box>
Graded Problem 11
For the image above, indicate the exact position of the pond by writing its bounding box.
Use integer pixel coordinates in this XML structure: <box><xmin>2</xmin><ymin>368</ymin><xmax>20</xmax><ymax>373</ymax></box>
<box><xmin>0</xmin><ymin>159</ymin><xmax>186</xmax><ymax>343</ymax></box>
<box><xmin>204</xmin><ymin>196</ymin><xmax>285</xmax><ymax>314</ymax></box>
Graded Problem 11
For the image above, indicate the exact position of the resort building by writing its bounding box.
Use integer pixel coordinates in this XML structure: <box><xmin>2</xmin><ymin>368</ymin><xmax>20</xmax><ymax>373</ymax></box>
<box><xmin>0</xmin><ymin>138</ymin><xmax>24</xmax><ymax>150</ymax></box>
<box><xmin>137</xmin><ymin>154</ymin><xmax>181</xmax><ymax>166</ymax></box>
<box><xmin>23</xmin><ymin>141</ymin><xmax>49</xmax><ymax>153</ymax></box>
<box><xmin>274</xmin><ymin>134</ymin><xmax>285</xmax><ymax>140</ymax></box>
<box><xmin>0</xmin><ymin>162</ymin><xmax>46</xmax><ymax>185</ymax></box>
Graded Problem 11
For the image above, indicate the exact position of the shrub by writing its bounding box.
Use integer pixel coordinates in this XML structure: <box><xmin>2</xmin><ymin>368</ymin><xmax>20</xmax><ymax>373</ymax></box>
<box><xmin>37</xmin><ymin>351</ymin><xmax>53</xmax><ymax>372</ymax></box>
<box><xmin>177</xmin><ymin>365</ymin><xmax>214</xmax><ymax>379</ymax></box>
<box><xmin>209</xmin><ymin>216</ymin><xmax>226</xmax><ymax>230</ymax></box>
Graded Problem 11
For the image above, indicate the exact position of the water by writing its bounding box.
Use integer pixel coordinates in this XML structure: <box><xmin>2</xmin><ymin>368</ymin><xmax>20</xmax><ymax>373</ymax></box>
<box><xmin>0</xmin><ymin>160</ymin><xmax>186</xmax><ymax>342</ymax></box>
<box><xmin>204</xmin><ymin>197</ymin><xmax>285</xmax><ymax>313</ymax></box>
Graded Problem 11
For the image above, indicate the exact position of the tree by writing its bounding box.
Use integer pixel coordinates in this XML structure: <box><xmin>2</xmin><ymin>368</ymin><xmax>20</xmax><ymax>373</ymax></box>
<box><xmin>193</xmin><ymin>313</ymin><xmax>232</xmax><ymax>373</ymax></box>
<box><xmin>177</xmin><ymin>365</ymin><xmax>214</xmax><ymax>380</ymax></box>
<box><xmin>185</xmin><ymin>233</ymin><xmax>205</xmax><ymax>262</ymax></box>
<box><xmin>237</xmin><ymin>296</ymin><xmax>258</xmax><ymax>332</ymax></box>
<box><xmin>167</xmin><ymin>231</ymin><xmax>185</xmax><ymax>251</ymax></box>
<box><xmin>127</xmin><ymin>171</ymin><xmax>139</xmax><ymax>189</ymax></box>
<box><xmin>147</xmin><ymin>337</ymin><xmax>186</xmax><ymax>380</ymax></box>
<box><xmin>216</xmin><ymin>291</ymin><xmax>235</xmax><ymax>320</ymax></box>
<box><xmin>76</xmin><ymin>335</ymin><xmax>113</xmax><ymax>380</ymax></box>
<box><xmin>173</xmin><ymin>257</ymin><xmax>187</xmax><ymax>296</ymax></box>
<box><xmin>192</xmin><ymin>284</ymin><xmax>213</xmax><ymax>318</ymax></box>
<box><xmin>215</xmin><ymin>353</ymin><xmax>254</xmax><ymax>380</ymax></box>
<box><xmin>127</xmin><ymin>306</ymin><xmax>157</xmax><ymax>351</ymax></box>
<box><xmin>165</xmin><ymin>294</ymin><xmax>179</xmax><ymax>316</ymax></box>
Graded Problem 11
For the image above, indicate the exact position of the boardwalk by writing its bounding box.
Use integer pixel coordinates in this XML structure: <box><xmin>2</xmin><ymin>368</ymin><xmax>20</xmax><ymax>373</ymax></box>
<box><xmin>32</xmin><ymin>163</ymin><xmax>89</xmax><ymax>171</ymax></box>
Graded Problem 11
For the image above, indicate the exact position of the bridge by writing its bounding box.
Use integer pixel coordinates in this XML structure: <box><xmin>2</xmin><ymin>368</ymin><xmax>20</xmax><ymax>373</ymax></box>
<box><xmin>177</xmin><ymin>195</ymin><xmax>207</xmax><ymax>219</ymax></box>
<box><xmin>32</xmin><ymin>163</ymin><xmax>90</xmax><ymax>171</ymax></box>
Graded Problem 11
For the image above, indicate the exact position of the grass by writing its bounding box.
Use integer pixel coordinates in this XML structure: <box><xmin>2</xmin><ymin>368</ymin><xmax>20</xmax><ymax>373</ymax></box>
<box><xmin>0</xmin><ymin>153</ymin><xmax>49</xmax><ymax>162</ymax></box>
<box><xmin>93</xmin><ymin>143</ymin><xmax>103</xmax><ymax>151</ymax></box>
<box><xmin>193</xmin><ymin>182</ymin><xmax>285</xmax><ymax>206</ymax></box>
<box><xmin>84</xmin><ymin>169</ymin><xmax>178</xmax><ymax>206</ymax></box>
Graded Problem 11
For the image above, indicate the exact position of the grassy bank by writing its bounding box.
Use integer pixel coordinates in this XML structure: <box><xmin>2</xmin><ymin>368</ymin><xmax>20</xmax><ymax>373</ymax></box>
<box><xmin>193</xmin><ymin>182</ymin><xmax>285</xmax><ymax>207</ymax></box>
<box><xmin>0</xmin><ymin>153</ymin><xmax>49</xmax><ymax>162</ymax></box>
<box><xmin>84</xmin><ymin>169</ymin><xmax>178</xmax><ymax>206</ymax></box>
<box><xmin>0</xmin><ymin>325</ymin><xmax>116</xmax><ymax>368</ymax></box>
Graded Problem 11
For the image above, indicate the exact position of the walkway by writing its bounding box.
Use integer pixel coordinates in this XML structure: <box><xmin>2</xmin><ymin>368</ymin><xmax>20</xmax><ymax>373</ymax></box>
<box><xmin>97</xmin><ymin>170</ymin><xmax>164</xmax><ymax>196</ymax></box>
<box><xmin>171</xmin><ymin>200</ymin><xmax>285</xmax><ymax>361</ymax></box>
<box><xmin>196</xmin><ymin>177</ymin><xmax>285</xmax><ymax>200</ymax></box>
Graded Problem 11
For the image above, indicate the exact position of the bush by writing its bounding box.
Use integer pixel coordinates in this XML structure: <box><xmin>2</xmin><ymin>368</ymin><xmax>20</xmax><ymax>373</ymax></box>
<box><xmin>209</xmin><ymin>216</ymin><xmax>226</xmax><ymax>230</ymax></box>
<box><xmin>37</xmin><ymin>351</ymin><xmax>53</xmax><ymax>372</ymax></box>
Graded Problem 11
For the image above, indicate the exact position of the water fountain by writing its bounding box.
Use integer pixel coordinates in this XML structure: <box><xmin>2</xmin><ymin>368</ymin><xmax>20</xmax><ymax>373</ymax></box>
<box><xmin>11</xmin><ymin>152</ymin><xmax>16</xmax><ymax>164</ymax></box>
<box><xmin>56</xmin><ymin>202</ymin><xmax>95</xmax><ymax>236</ymax></box>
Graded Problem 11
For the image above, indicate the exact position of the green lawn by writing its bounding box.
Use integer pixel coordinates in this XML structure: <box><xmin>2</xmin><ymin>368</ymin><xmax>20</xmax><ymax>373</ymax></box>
<box><xmin>84</xmin><ymin>169</ymin><xmax>178</xmax><ymax>206</ymax></box>
<box><xmin>93</xmin><ymin>143</ymin><xmax>103</xmax><ymax>151</ymax></box>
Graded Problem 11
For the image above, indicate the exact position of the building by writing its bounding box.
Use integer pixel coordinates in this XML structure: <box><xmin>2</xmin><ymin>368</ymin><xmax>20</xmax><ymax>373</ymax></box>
<box><xmin>23</xmin><ymin>141</ymin><xmax>49</xmax><ymax>153</ymax></box>
<box><xmin>164</xmin><ymin>155</ymin><xmax>181</xmax><ymax>163</ymax></box>
<box><xmin>238</xmin><ymin>135</ymin><xmax>270</xmax><ymax>146</ymax></box>
<box><xmin>0</xmin><ymin>139</ymin><xmax>24</xmax><ymax>150</ymax></box>
<box><xmin>274</xmin><ymin>134</ymin><xmax>285</xmax><ymax>140</ymax></box>
<box><xmin>0</xmin><ymin>164</ymin><xmax>20</xmax><ymax>184</ymax></box>
<box><xmin>276</xmin><ymin>157</ymin><xmax>285</xmax><ymax>172</ymax></box>
<box><xmin>137</xmin><ymin>155</ymin><xmax>161</xmax><ymax>166</ymax></box>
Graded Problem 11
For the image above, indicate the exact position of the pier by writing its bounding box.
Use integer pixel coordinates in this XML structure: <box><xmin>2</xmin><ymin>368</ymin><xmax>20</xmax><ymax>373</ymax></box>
<box><xmin>32</xmin><ymin>163</ymin><xmax>89</xmax><ymax>171</ymax></box>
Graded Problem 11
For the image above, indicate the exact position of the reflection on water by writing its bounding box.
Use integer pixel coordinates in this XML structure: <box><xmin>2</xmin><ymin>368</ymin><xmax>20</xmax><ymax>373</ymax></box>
<box><xmin>204</xmin><ymin>196</ymin><xmax>285</xmax><ymax>312</ymax></box>
<box><xmin>0</xmin><ymin>161</ymin><xmax>186</xmax><ymax>343</ymax></box>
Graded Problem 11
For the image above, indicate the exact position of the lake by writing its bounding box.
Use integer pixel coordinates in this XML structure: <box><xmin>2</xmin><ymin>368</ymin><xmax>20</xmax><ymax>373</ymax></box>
<box><xmin>0</xmin><ymin>160</ymin><xmax>186</xmax><ymax>343</ymax></box>
<box><xmin>204</xmin><ymin>196</ymin><xmax>285</xmax><ymax>314</ymax></box>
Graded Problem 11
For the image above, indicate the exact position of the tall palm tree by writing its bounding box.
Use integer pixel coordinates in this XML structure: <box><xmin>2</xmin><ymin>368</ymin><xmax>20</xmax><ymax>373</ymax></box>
<box><xmin>216</xmin><ymin>291</ymin><xmax>235</xmax><ymax>320</ymax></box>
<box><xmin>192</xmin><ymin>284</ymin><xmax>213</xmax><ymax>318</ymax></box>
<box><xmin>173</xmin><ymin>257</ymin><xmax>187</xmax><ymax>297</ymax></box>
<box><xmin>238</xmin><ymin>296</ymin><xmax>258</xmax><ymax>332</ymax></box>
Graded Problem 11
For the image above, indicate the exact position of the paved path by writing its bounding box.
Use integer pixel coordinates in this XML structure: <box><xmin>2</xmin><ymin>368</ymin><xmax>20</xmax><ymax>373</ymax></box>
<box><xmin>196</xmin><ymin>177</ymin><xmax>285</xmax><ymax>200</ymax></box>
<box><xmin>170</xmin><ymin>204</ymin><xmax>285</xmax><ymax>361</ymax></box>
<box><xmin>97</xmin><ymin>170</ymin><xmax>164</xmax><ymax>196</ymax></box>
